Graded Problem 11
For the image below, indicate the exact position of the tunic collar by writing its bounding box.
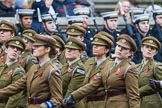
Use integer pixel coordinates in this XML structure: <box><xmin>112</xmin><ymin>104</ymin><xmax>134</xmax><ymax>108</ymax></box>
<box><xmin>67</xmin><ymin>57</ymin><xmax>80</xmax><ymax>66</ymax></box>
<box><xmin>39</xmin><ymin>58</ymin><xmax>50</xmax><ymax>67</ymax></box>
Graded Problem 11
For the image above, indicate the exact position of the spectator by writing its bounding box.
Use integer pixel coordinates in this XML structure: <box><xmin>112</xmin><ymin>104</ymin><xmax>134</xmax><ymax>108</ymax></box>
<box><xmin>0</xmin><ymin>0</ymin><xmax>15</xmax><ymax>17</ymax></box>
<box><xmin>52</xmin><ymin>0</ymin><xmax>75</xmax><ymax>17</ymax></box>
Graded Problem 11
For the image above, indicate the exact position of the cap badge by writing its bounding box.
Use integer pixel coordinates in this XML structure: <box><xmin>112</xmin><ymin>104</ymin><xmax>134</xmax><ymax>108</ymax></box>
<box><xmin>16</xmin><ymin>41</ymin><xmax>20</xmax><ymax>45</ymax></box>
<box><xmin>121</xmin><ymin>39</ymin><xmax>126</xmax><ymax>43</ymax></box>
<box><xmin>28</xmin><ymin>33</ymin><xmax>33</xmax><ymax>37</ymax></box>
<box><xmin>94</xmin><ymin>38</ymin><xmax>98</xmax><ymax>41</ymax></box>
<box><xmin>0</xmin><ymin>24</ymin><xmax>5</xmax><ymax>27</ymax></box>
<box><xmin>68</xmin><ymin>41</ymin><xmax>72</xmax><ymax>45</ymax></box>
<box><xmin>149</xmin><ymin>40</ymin><xmax>153</xmax><ymax>43</ymax></box>
<box><xmin>71</xmin><ymin>29</ymin><xmax>75</xmax><ymax>32</ymax></box>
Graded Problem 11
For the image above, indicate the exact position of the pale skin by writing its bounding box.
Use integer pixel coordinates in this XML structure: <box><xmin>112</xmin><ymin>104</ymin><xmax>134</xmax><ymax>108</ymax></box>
<box><xmin>141</xmin><ymin>45</ymin><xmax>157</xmax><ymax>62</ymax></box>
<box><xmin>155</xmin><ymin>15</ymin><xmax>162</xmax><ymax>27</ymax></box>
<box><xmin>0</xmin><ymin>30</ymin><xmax>14</xmax><ymax>41</ymax></box>
<box><xmin>5</xmin><ymin>45</ymin><xmax>22</xmax><ymax>62</ymax></box>
<box><xmin>104</xmin><ymin>18</ymin><xmax>118</xmax><ymax>32</ymax></box>
<box><xmin>43</xmin><ymin>21</ymin><xmax>56</xmax><ymax>33</ymax></box>
<box><xmin>115</xmin><ymin>44</ymin><xmax>133</xmax><ymax>60</ymax></box>
<box><xmin>19</xmin><ymin>16</ymin><xmax>33</xmax><ymax>29</ymax></box>
<box><xmin>65</xmin><ymin>48</ymin><xmax>81</xmax><ymax>62</ymax></box>
<box><xmin>136</xmin><ymin>21</ymin><xmax>150</xmax><ymax>36</ymax></box>
<box><xmin>22</xmin><ymin>38</ymin><xmax>33</xmax><ymax>50</ymax></box>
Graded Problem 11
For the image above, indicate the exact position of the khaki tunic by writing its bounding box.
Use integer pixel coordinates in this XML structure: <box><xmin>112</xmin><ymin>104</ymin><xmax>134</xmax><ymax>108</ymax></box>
<box><xmin>19</xmin><ymin>50</ymin><xmax>35</xmax><ymax>72</ymax></box>
<box><xmin>71</xmin><ymin>59</ymin><xmax>140</xmax><ymax>108</ymax></box>
<box><xmin>61</xmin><ymin>59</ymin><xmax>86</xmax><ymax>108</ymax></box>
<box><xmin>51</xmin><ymin>58</ymin><xmax>63</xmax><ymax>71</ymax></box>
<box><xmin>0</xmin><ymin>61</ymin><xmax>26</xmax><ymax>108</ymax></box>
<box><xmin>135</xmin><ymin>59</ymin><xmax>162</xmax><ymax>108</ymax></box>
<box><xmin>0</xmin><ymin>60</ymin><xmax>63</xmax><ymax>108</ymax></box>
<box><xmin>83</xmin><ymin>57</ymin><xmax>110</xmax><ymax>108</ymax></box>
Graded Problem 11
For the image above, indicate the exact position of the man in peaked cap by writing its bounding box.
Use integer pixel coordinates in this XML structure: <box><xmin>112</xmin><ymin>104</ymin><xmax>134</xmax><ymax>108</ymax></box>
<box><xmin>150</xmin><ymin>9</ymin><xmax>162</xmax><ymax>62</ymax></box>
<box><xmin>0</xmin><ymin>37</ymin><xmax>27</xmax><ymax>108</ymax></box>
<box><xmin>61</xmin><ymin>37</ymin><xmax>86</xmax><ymax>108</ymax></box>
<box><xmin>0</xmin><ymin>20</ymin><xmax>18</xmax><ymax>42</ymax></box>
<box><xmin>16</xmin><ymin>9</ymin><xmax>35</xmax><ymax>37</ymax></box>
<box><xmin>19</xmin><ymin>29</ymin><xmax>37</xmax><ymax>71</ymax></box>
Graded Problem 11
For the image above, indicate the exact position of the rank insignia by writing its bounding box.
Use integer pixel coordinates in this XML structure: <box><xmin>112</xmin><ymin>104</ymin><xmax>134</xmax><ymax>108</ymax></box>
<box><xmin>16</xmin><ymin>41</ymin><xmax>20</xmax><ymax>44</ymax></box>
<box><xmin>115</xmin><ymin>68</ymin><xmax>121</xmax><ymax>75</ymax></box>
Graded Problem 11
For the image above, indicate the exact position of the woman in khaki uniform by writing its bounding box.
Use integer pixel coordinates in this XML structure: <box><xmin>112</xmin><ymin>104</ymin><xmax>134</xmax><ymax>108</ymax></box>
<box><xmin>0</xmin><ymin>37</ymin><xmax>26</xmax><ymax>108</ymax></box>
<box><xmin>64</xmin><ymin>34</ymin><xmax>140</xmax><ymax>108</ymax></box>
<box><xmin>0</xmin><ymin>34</ymin><xmax>63</xmax><ymax>108</ymax></box>
<box><xmin>83</xmin><ymin>31</ymin><xmax>114</xmax><ymax>108</ymax></box>
<box><xmin>135</xmin><ymin>36</ymin><xmax>162</xmax><ymax>108</ymax></box>
<box><xmin>61</xmin><ymin>37</ymin><xmax>86</xmax><ymax>108</ymax></box>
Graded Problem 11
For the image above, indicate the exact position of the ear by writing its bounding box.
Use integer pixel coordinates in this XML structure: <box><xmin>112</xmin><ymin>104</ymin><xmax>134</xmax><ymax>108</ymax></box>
<box><xmin>80</xmin><ymin>36</ymin><xmax>84</xmax><ymax>41</ymax></box>
<box><xmin>5</xmin><ymin>48</ymin><xmax>8</xmax><ymax>53</ymax></box>
<box><xmin>105</xmin><ymin>47</ymin><xmax>109</xmax><ymax>54</ymax></box>
<box><xmin>45</xmin><ymin>47</ymin><xmax>51</xmax><ymax>53</ymax></box>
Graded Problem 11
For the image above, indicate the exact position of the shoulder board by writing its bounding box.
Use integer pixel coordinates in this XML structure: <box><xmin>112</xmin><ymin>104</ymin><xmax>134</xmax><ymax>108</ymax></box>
<box><xmin>129</xmin><ymin>66</ymin><xmax>138</xmax><ymax>72</ymax></box>
<box><xmin>80</xmin><ymin>55</ymin><xmax>89</xmax><ymax>61</ymax></box>
<box><xmin>12</xmin><ymin>68</ymin><xmax>25</xmax><ymax>76</ymax></box>
<box><xmin>76</xmin><ymin>68</ymin><xmax>86</xmax><ymax>75</ymax></box>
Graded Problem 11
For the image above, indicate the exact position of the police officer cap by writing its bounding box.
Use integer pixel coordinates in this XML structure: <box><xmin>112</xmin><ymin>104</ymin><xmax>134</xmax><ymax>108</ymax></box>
<box><xmin>133</xmin><ymin>14</ymin><xmax>150</xmax><ymax>24</ymax></box>
<box><xmin>33</xmin><ymin>34</ymin><xmax>56</xmax><ymax>49</ymax></box>
<box><xmin>41</xmin><ymin>13</ymin><xmax>57</xmax><ymax>22</ymax></box>
<box><xmin>52</xmin><ymin>35</ymin><xmax>65</xmax><ymax>49</ymax></box>
<box><xmin>0</xmin><ymin>20</ymin><xmax>18</xmax><ymax>34</ymax></box>
<box><xmin>5</xmin><ymin>37</ymin><xmax>26</xmax><ymax>51</ymax></box>
<box><xmin>153</xmin><ymin>9</ymin><xmax>162</xmax><ymax>19</ymax></box>
<box><xmin>92</xmin><ymin>32</ymin><xmax>114</xmax><ymax>48</ymax></box>
<box><xmin>67</xmin><ymin>16</ymin><xmax>84</xmax><ymax>25</ymax></box>
<box><xmin>73</xmin><ymin>7</ymin><xmax>90</xmax><ymax>16</ymax></box>
<box><xmin>116</xmin><ymin>34</ymin><xmax>137</xmax><ymax>53</ymax></box>
<box><xmin>66</xmin><ymin>25</ymin><xmax>86</xmax><ymax>36</ymax></box>
<box><xmin>17</xmin><ymin>9</ymin><xmax>35</xmax><ymax>17</ymax></box>
<box><xmin>101</xmin><ymin>11</ymin><xmax>118</xmax><ymax>20</ymax></box>
<box><xmin>22</xmin><ymin>29</ymin><xmax>36</xmax><ymax>42</ymax></box>
<box><xmin>74</xmin><ymin>0</ymin><xmax>90</xmax><ymax>7</ymax></box>
<box><xmin>142</xmin><ymin>36</ymin><xmax>161</xmax><ymax>50</ymax></box>
<box><xmin>65</xmin><ymin>37</ymin><xmax>86</xmax><ymax>51</ymax></box>
<box><xmin>129</xmin><ymin>8</ymin><xmax>145</xmax><ymax>15</ymax></box>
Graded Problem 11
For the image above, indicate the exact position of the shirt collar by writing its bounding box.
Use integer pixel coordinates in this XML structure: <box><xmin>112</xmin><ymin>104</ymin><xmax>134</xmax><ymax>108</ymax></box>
<box><xmin>67</xmin><ymin>57</ymin><xmax>80</xmax><ymax>66</ymax></box>
<box><xmin>5</xmin><ymin>60</ymin><xmax>17</xmax><ymax>67</ymax></box>
<box><xmin>95</xmin><ymin>57</ymin><xmax>106</xmax><ymax>67</ymax></box>
<box><xmin>39</xmin><ymin>58</ymin><xmax>50</xmax><ymax>67</ymax></box>
<box><xmin>114</xmin><ymin>58</ymin><xmax>122</xmax><ymax>65</ymax></box>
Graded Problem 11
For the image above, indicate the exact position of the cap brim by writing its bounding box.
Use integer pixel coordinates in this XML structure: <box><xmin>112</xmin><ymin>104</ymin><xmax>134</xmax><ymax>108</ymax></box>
<box><xmin>116</xmin><ymin>42</ymin><xmax>130</xmax><ymax>49</ymax></box>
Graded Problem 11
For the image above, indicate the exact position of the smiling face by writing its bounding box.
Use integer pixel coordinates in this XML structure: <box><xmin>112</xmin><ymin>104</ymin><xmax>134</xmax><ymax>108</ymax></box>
<box><xmin>141</xmin><ymin>45</ymin><xmax>157</xmax><ymax>59</ymax></box>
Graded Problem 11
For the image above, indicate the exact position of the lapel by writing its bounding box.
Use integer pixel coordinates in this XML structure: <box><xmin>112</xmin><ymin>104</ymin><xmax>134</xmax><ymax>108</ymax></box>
<box><xmin>141</xmin><ymin>59</ymin><xmax>155</xmax><ymax>73</ymax></box>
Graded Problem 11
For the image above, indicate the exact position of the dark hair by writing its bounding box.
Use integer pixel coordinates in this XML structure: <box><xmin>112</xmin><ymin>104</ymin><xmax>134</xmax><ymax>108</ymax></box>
<box><xmin>44</xmin><ymin>45</ymin><xmax>57</xmax><ymax>58</ymax></box>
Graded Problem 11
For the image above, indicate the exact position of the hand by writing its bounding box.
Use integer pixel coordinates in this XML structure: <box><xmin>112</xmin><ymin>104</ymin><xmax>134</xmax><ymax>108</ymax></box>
<box><xmin>64</xmin><ymin>94</ymin><xmax>74</xmax><ymax>106</ymax></box>
<box><xmin>149</xmin><ymin>79</ymin><xmax>161</xmax><ymax>89</ymax></box>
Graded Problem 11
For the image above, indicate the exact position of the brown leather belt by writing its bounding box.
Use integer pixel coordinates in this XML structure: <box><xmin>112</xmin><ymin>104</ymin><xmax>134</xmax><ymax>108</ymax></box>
<box><xmin>0</xmin><ymin>98</ymin><xmax>8</xmax><ymax>103</ymax></box>
<box><xmin>28</xmin><ymin>97</ymin><xmax>49</xmax><ymax>104</ymax></box>
<box><xmin>87</xmin><ymin>89</ymin><xmax>126</xmax><ymax>102</ymax></box>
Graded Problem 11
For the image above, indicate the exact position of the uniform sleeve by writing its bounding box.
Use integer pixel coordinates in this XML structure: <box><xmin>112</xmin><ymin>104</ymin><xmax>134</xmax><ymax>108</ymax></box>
<box><xmin>0</xmin><ymin>74</ymin><xmax>27</xmax><ymax>98</ymax></box>
<box><xmin>49</xmin><ymin>69</ymin><xmax>63</xmax><ymax>106</ymax></box>
<box><xmin>139</xmin><ymin>64</ymin><xmax>162</xmax><ymax>96</ymax></box>
<box><xmin>72</xmin><ymin>72</ymin><xmax>102</xmax><ymax>100</ymax></box>
<box><xmin>5</xmin><ymin>68</ymin><xmax>26</xmax><ymax>108</ymax></box>
<box><xmin>64</xmin><ymin>68</ymin><xmax>86</xmax><ymax>98</ymax></box>
<box><xmin>125</xmin><ymin>67</ymin><xmax>140</xmax><ymax>108</ymax></box>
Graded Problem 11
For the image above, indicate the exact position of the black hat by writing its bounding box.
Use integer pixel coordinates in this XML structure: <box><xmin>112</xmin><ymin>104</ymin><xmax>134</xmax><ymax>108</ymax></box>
<box><xmin>74</xmin><ymin>0</ymin><xmax>90</xmax><ymax>7</ymax></box>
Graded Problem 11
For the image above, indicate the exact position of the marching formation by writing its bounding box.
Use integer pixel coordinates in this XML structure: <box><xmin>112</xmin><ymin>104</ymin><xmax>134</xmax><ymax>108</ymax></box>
<box><xmin>0</xmin><ymin>0</ymin><xmax>161</xmax><ymax>108</ymax></box>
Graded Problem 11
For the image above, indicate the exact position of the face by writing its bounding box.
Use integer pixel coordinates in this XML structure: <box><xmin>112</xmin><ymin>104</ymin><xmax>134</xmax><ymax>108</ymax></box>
<box><xmin>155</xmin><ymin>15</ymin><xmax>162</xmax><ymax>27</ymax></box>
<box><xmin>137</xmin><ymin>21</ymin><xmax>150</xmax><ymax>33</ymax></box>
<box><xmin>68</xmin><ymin>35</ymin><xmax>84</xmax><ymax>42</ymax></box>
<box><xmin>22</xmin><ymin>37</ymin><xmax>33</xmax><ymax>50</ymax></box>
<box><xmin>92</xmin><ymin>44</ymin><xmax>109</xmax><ymax>56</ymax></box>
<box><xmin>105</xmin><ymin>18</ymin><xmax>118</xmax><ymax>31</ymax></box>
<box><xmin>5</xmin><ymin>45</ymin><xmax>22</xmax><ymax>61</ymax></box>
<box><xmin>32</xmin><ymin>45</ymin><xmax>49</xmax><ymax>58</ymax></box>
<box><xmin>122</xmin><ymin>1</ymin><xmax>130</xmax><ymax>13</ymax></box>
<box><xmin>20</xmin><ymin>16</ymin><xmax>33</xmax><ymax>29</ymax></box>
<box><xmin>55</xmin><ymin>47</ymin><xmax>61</xmax><ymax>57</ymax></box>
<box><xmin>115</xmin><ymin>44</ymin><xmax>132</xmax><ymax>59</ymax></box>
<box><xmin>44</xmin><ymin>21</ymin><xmax>56</xmax><ymax>32</ymax></box>
<box><xmin>0</xmin><ymin>29</ymin><xmax>14</xmax><ymax>41</ymax></box>
<box><xmin>141</xmin><ymin>45</ymin><xmax>157</xmax><ymax>59</ymax></box>
<box><xmin>79</xmin><ymin>15</ymin><xmax>89</xmax><ymax>28</ymax></box>
<box><xmin>65</xmin><ymin>48</ymin><xmax>80</xmax><ymax>61</ymax></box>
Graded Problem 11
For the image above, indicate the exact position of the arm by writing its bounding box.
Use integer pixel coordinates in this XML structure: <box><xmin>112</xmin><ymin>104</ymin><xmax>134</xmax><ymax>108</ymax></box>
<box><xmin>125</xmin><ymin>67</ymin><xmax>140</xmax><ymax>108</ymax></box>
